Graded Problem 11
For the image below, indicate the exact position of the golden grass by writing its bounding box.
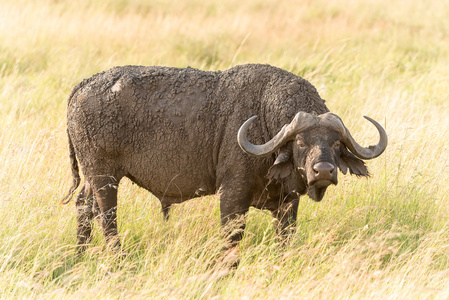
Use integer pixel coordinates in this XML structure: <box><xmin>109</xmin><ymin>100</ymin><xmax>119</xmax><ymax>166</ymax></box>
<box><xmin>1</xmin><ymin>0</ymin><xmax>449</xmax><ymax>298</ymax></box>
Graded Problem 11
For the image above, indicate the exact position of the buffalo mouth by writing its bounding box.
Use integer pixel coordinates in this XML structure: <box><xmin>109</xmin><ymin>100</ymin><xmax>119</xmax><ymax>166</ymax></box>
<box><xmin>307</xmin><ymin>180</ymin><xmax>333</xmax><ymax>202</ymax></box>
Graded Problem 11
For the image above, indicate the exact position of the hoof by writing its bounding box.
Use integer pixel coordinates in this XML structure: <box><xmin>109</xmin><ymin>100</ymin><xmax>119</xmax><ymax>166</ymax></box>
<box><xmin>76</xmin><ymin>243</ymin><xmax>89</xmax><ymax>257</ymax></box>
<box><xmin>219</xmin><ymin>247</ymin><xmax>240</xmax><ymax>269</ymax></box>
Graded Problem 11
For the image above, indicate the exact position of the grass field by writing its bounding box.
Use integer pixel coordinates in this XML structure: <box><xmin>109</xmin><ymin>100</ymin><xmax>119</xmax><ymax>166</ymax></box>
<box><xmin>1</xmin><ymin>0</ymin><xmax>449</xmax><ymax>298</ymax></box>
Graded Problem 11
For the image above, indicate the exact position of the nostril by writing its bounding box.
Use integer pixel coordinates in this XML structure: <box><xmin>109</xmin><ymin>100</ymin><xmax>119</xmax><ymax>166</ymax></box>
<box><xmin>313</xmin><ymin>162</ymin><xmax>335</xmax><ymax>176</ymax></box>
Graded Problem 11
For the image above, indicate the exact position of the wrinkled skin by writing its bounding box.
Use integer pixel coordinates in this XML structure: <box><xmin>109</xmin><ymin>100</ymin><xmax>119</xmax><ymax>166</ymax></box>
<box><xmin>63</xmin><ymin>64</ymin><xmax>386</xmax><ymax>255</ymax></box>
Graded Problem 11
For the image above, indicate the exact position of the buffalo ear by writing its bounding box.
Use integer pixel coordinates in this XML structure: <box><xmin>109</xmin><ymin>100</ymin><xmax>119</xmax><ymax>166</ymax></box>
<box><xmin>339</xmin><ymin>147</ymin><xmax>370</xmax><ymax>177</ymax></box>
<box><xmin>267</xmin><ymin>146</ymin><xmax>293</xmax><ymax>182</ymax></box>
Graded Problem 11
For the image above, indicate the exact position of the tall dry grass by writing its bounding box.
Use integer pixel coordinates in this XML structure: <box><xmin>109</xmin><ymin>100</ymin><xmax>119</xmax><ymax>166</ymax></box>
<box><xmin>1</xmin><ymin>0</ymin><xmax>449</xmax><ymax>298</ymax></box>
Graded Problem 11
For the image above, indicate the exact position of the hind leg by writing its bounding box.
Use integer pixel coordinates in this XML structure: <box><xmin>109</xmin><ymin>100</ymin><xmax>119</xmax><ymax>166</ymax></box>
<box><xmin>76</xmin><ymin>182</ymin><xmax>94</xmax><ymax>253</ymax></box>
<box><xmin>90</xmin><ymin>175</ymin><xmax>122</xmax><ymax>251</ymax></box>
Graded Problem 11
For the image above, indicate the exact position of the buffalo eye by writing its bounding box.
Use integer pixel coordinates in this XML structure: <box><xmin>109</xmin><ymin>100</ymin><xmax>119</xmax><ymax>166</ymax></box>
<box><xmin>333</xmin><ymin>140</ymin><xmax>341</xmax><ymax>149</ymax></box>
<box><xmin>296</xmin><ymin>138</ymin><xmax>307</xmax><ymax>149</ymax></box>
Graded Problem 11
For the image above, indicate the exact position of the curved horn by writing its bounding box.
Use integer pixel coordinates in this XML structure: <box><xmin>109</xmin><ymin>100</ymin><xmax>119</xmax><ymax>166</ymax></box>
<box><xmin>237</xmin><ymin>112</ymin><xmax>316</xmax><ymax>157</ymax></box>
<box><xmin>330</xmin><ymin>114</ymin><xmax>388</xmax><ymax>160</ymax></box>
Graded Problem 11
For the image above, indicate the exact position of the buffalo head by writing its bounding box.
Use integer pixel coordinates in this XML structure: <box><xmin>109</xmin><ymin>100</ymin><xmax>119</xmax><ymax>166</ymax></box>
<box><xmin>237</xmin><ymin>112</ymin><xmax>388</xmax><ymax>201</ymax></box>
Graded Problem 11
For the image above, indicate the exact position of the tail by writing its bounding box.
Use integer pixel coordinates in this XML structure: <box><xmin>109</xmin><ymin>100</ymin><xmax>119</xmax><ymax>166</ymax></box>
<box><xmin>61</xmin><ymin>131</ymin><xmax>81</xmax><ymax>204</ymax></box>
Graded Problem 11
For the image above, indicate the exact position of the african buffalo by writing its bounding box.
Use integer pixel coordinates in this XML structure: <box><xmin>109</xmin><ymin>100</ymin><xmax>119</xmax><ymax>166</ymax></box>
<box><xmin>63</xmin><ymin>64</ymin><xmax>387</xmax><ymax>253</ymax></box>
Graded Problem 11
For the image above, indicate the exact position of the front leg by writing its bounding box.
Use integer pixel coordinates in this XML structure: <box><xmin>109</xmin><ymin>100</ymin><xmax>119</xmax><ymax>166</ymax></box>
<box><xmin>218</xmin><ymin>182</ymin><xmax>252</xmax><ymax>267</ymax></box>
<box><xmin>272</xmin><ymin>198</ymin><xmax>299</xmax><ymax>239</ymax></box>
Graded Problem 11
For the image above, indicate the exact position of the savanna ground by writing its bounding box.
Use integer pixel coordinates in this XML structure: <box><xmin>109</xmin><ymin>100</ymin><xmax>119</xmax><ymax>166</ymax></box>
<box><xmin>1</xmin><ymin>0</ymin><xmax>449</xmax><ymax>298</ymax></box>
